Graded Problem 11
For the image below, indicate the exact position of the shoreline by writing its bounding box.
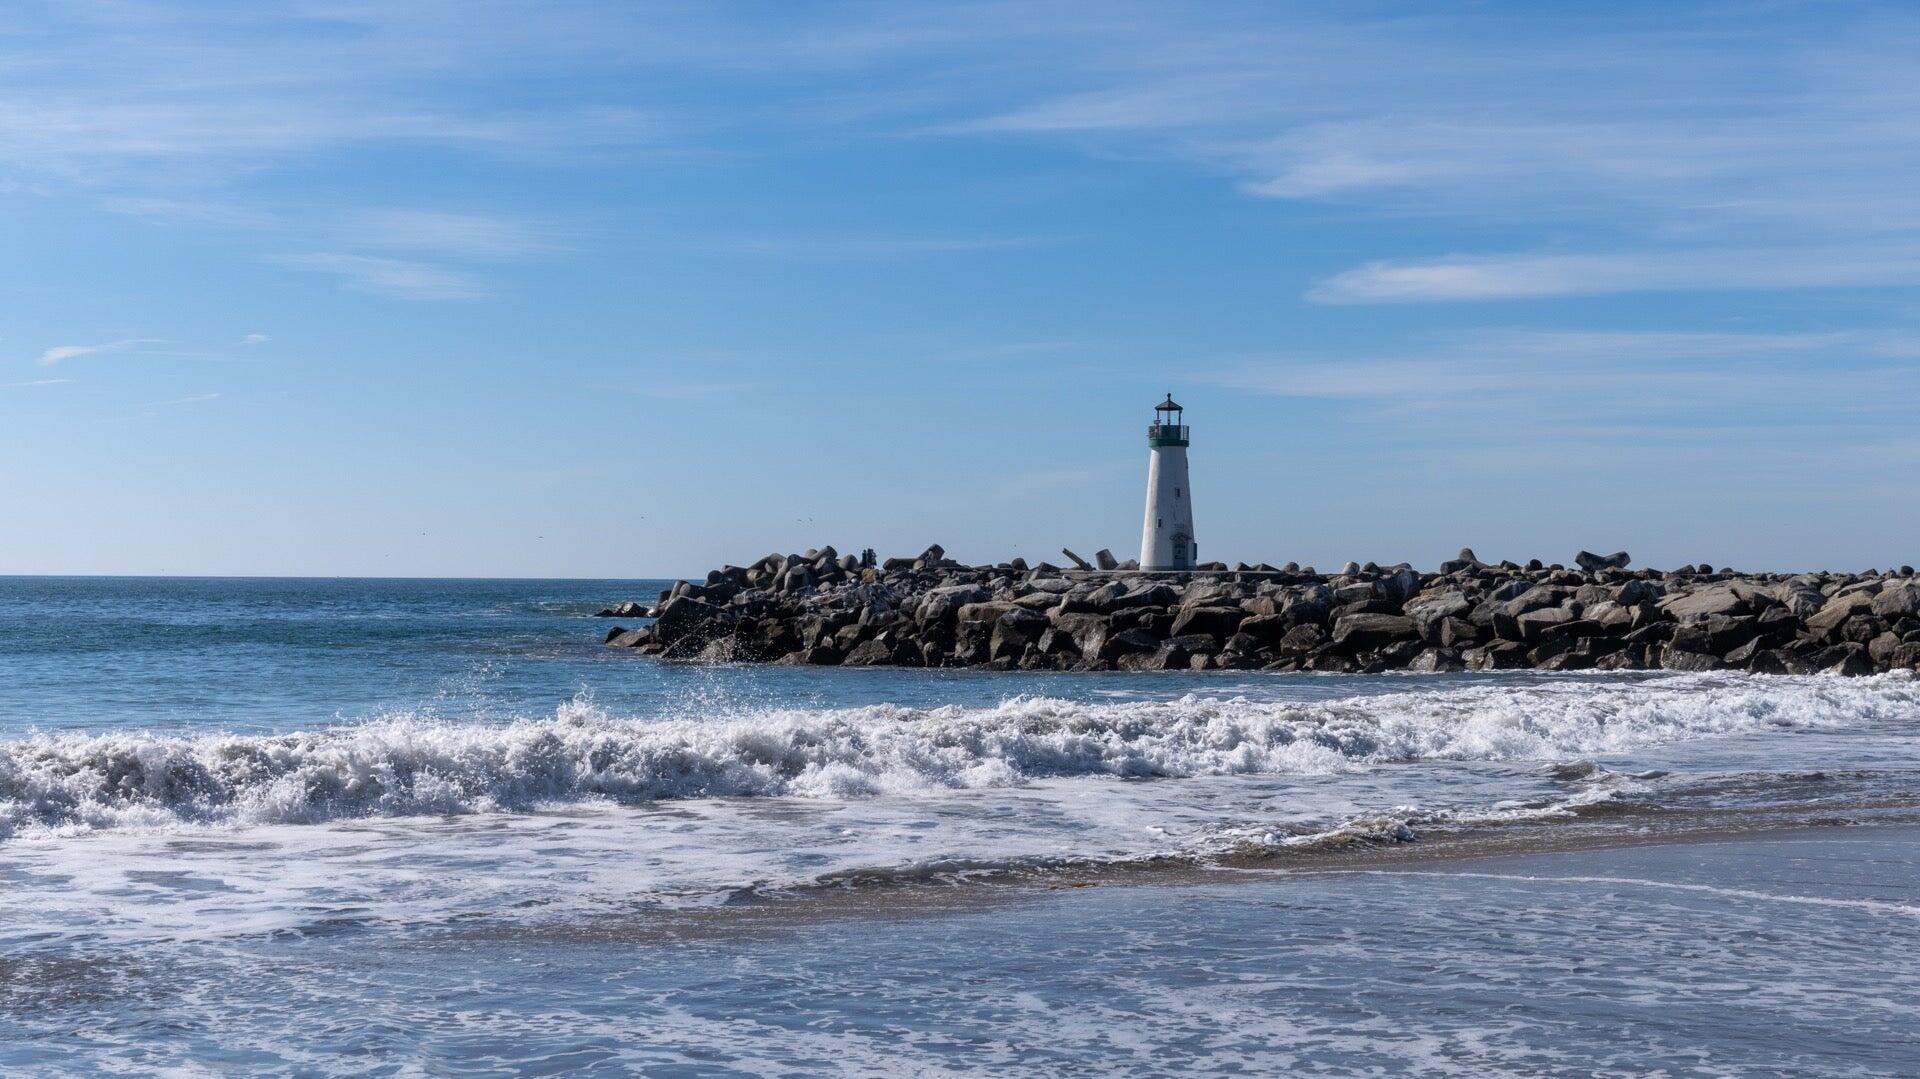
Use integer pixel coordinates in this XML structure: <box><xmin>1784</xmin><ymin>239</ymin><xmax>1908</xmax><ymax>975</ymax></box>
<box><xmin>441</xmin><ymin>801</ymin><xmax>1920</xmax><ymax>946</ymax></box>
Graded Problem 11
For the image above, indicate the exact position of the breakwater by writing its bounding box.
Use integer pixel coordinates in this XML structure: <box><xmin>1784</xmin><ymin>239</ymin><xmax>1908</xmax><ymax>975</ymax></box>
<box><xmin>602</xmin><ymin>546</ymin><xmax>1920</xmax><ymax>675</ymax></box>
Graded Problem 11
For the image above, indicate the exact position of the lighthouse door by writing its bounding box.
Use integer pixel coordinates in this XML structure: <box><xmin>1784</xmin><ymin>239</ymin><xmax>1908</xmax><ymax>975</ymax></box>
<box><xmin>1170</xmin><ymin>532</ymin><xmax>1190</xmax><ymax>568</ymax></box>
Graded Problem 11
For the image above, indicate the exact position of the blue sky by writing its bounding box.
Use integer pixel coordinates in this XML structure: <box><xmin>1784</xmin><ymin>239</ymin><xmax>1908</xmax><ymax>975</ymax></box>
<box><xmin>4</xmin><ymin>1</ymin><xmax>1919</xmax><ymax>576</ymax></box>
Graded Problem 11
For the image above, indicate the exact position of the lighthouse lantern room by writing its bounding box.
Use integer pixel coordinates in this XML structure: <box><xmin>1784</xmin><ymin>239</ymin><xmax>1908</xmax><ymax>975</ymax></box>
<box><xmin>1139</xmin><ymin>394</ymin><xmax>1197</xmax><ymax>571</ymax></box>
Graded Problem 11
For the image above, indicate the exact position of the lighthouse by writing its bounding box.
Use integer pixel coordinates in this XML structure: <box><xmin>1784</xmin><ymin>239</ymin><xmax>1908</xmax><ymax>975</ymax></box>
<box><xmin>1139</xmin><ymin>394</ymin><xmax>1197</xmax><ymax>571</ymax></box>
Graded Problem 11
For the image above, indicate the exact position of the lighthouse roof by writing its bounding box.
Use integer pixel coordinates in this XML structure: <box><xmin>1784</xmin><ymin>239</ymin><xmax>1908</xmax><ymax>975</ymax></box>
<box><xmin>1156</xmin><ymin>394</ymin><xmax>1183</xmax><ymax>412</ymax></box>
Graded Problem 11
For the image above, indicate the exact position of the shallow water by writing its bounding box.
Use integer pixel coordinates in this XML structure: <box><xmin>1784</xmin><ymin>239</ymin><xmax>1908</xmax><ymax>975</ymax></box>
<box><xmin>2</xmin><ymin>576</ymin><xmax>1917</xmax><ymax>1074</ymax></box>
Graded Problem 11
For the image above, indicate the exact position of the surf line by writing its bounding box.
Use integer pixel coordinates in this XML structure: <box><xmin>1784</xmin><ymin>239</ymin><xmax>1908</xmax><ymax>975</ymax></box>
<box><xmin>1314</xmin><ymin>870</ymin><xmax>1920</xmax><ymax>919</ymax></box>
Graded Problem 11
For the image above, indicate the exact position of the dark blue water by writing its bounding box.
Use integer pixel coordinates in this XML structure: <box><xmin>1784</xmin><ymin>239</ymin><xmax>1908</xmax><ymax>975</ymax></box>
<box><xmin>0</xmin><ymin>575</ymin><xmax>1372</xmax><ymax>735</ymax></box>
<box><xmin>3</xmin><ymin>576</ymin><xmax>1918</xmax><ymax>1076</ymax></box>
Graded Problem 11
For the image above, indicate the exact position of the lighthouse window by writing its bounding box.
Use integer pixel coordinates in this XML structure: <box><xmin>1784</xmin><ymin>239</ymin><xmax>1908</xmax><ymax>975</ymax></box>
<box><xmin>1175</xmin><ymin>487</ymin><xmax>1181</xmax><ymax>498</ymax></box>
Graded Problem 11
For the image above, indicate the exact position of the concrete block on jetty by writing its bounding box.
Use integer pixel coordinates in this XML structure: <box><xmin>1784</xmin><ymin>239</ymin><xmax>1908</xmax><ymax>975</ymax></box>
<box><xmin>601</xmin><ymin>547</ymin><xmax>1920</xmax><ymax>675</ymax></box>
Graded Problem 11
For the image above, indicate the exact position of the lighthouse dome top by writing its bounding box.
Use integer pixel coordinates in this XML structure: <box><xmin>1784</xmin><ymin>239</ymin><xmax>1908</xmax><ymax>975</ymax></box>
<box><xmin>1146</xmin><ymin>394</ymin><xmax>1190</xmax><ymax>448</ymax></box>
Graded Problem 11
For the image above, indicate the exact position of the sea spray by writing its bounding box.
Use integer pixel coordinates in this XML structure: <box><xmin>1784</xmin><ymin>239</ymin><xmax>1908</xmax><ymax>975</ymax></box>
<box><xmin>1</xmin><ymin>673</ymin><xmax>1912</xmax><ymax>838</ymax></box>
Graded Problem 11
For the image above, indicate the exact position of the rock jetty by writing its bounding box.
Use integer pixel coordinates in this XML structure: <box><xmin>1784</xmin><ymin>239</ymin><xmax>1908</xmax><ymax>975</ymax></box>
<box><xmin>602</xmin><ymin>545</ymin><xmax>1920</xmax><ymax>676</ymax></box>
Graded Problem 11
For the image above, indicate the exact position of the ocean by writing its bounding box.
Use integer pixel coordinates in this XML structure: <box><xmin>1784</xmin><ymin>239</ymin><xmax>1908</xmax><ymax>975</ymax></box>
<box><xmin>2</xmin><ymin>575</ymin><xmax>1917</xmax><ymax>1076</ymax></box>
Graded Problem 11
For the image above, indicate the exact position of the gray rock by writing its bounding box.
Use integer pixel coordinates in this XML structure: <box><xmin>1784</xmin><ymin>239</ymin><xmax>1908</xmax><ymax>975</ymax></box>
<box><xmin>990</xmin><ymin>608</ymin><xmax>1048</xmax><ymax>661</ymax></box>
<box><xmin>955</xmin><ymin>601</ymin><xmax>1017</xmax><ymax>626</ymax></box>
<box><xmin>1514</xmin><ymin>607</ymin><xmax>1575</xmax><ymax>641</ymax></box>
<box><xmin>651</xmin><ymin>596</ymin><xmax>731</xmax><ymax>647</ymax></box>
<box><xmin>1870</xmin><ymin>584</ymin><xmax>1920</xmax><ymax>619</ymax></box>
<box><xmin>1806</xmin><ymin>591</ymin><xmax>1877</xmax><ymax>638</ymax></box>
<box><xmin>1574</xmin><ymin>550</ymin><xmax>1631</xmax><ymax>571</ymax></box>
<box><xmin>915</xmin><ymin>584</ymin><xmax>989</xmax><ymax>625</ymax></box>
<box><xmin>1404</xmin><ymin>591</ymin><xmax>1473</xmax><ymax>636</ymax></box>
<box><xmin>1379</xmin><ymin>566</ymin><xmax>1424</xmax><ymax>605</ymax></box>
<box><xmin>1169</xmin><ymin>605</ymin><xmax>1246</xmax><ymax>640</ymax></box>
<box><xmin>1669</xmin><ymin>615</ymin><xmax>1760</xmax><ymax>656</ymax></box>
<box><xmin>1661</xmin><ymin>647</ymin><xmax>1722</xmax><ymax>672</ymax></box>
<box><xmin>1437</xmin><ymin>617</ymin><xmax>1483</xmax><ymax>649</ymax></box>
<box><xmin>1659</xmin><ymin>583</ymin><xmax>1757</xmax><ymax>622</ymax></box>
<box><xmin>1464</xmin><ymin>641</ymin><xmax>1530</xmax><ymax>670</ymax></box>
<box><xmin>1277</xmin><ymin>624</ymin><xmax>1327</xmax><ymax>655</ymax></box>
<box><xmin>1408</xmin><ymin>648</ymin><xmax>1465</xmax><ymax>673</ymax></box>
<box><xmin>594</xmin><ymin>600</ymin><xmax>650</xmax><ymax>618</ymax></box>
<box><xmin>1503</xmin><ymin>585</ymin><xmax>1571</xmax><ymax>618</ymax></box>
<box><xmin>842</xmin><ymin>639</ymin><xmax>895</xmax><ymax>666</ymax></box>
<box><xmin>1332</xmin><ymin>613</ymin><xmax>1417</xmax><ymax>649</ymax></box>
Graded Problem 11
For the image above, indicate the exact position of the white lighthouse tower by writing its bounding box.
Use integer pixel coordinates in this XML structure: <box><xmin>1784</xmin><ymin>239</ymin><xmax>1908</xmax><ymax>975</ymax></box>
<box><xmin>1139</xmin><ymin>394</ymin><xmax>1197</xmax><ymax>571</ymax></box>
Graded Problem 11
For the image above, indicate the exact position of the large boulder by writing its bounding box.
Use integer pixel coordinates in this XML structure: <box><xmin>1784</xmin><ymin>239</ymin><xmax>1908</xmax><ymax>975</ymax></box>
<box><xmin>1098</xmin><ymin>628</ymin><xmax>1162</xmax><ymax>663</ymax></box>
<box><xmin>1378</xmin><ymin>566</ymin><xmax>1424</xmax><ymax>605</ymax></box>
<box><xmin>1279</xmin><ymin>586</ymin><xmax>1335</xmax><ymax>627</ymax></box>
<box><xmin>1659</xmin><ymin>583</ymin><xmax>1756</xmax><ymax>622</ymax></box>
<box><xmin>1437</xmin><ymin>617</ymin><xmax>1484</xmax><ymax>649</ymax></box>
<box><xmin>1502</xmin><ymin>585</ymin><xmax>1570</xmax><ymax>617</ymax></box>
<box><xmin>1464</xmin><ymin>641</ymin><xmax>1530</xmax><ymax>670</ymax></box>
<box><xmin>1806</xmin><ymin>591</ymin><xmax>1877</xmax><ymax>639</ymax></box>
<box><xmin>914</xmin><ymin>584</ymin><xmax>988</xmax><ymax>625</ymax></box>
<box><xmin>956</xmin><ymin>601</ymin><xmax>1017</xmax><ymax>625</ymax></box>
<box><xmin>1583</xmin><ymin>600</ymin><xmax>1639</xmax><ymax>632</ymax></box>
<box><xmin>1091</xmin><ymin>581</ymin><xmax>1178</xmax><ymax>612</ymax></box>
<box><xmin>1615</xmin><ymin>579</ymin><xmax>1664</xmax><ymax>607</ymax></box>
<box><xmin>1514</xmin><ymin>607</ymin><xmax>1575</xmax><ymax>642</ymax></box>
<box><xmin>1332</xmin><ymin>613</ymin><xmax>1417</xmax><ymax>649</ymax></box>
<box><xmin>842</xmin><ymin>639</ymin><xmax>896</xmax><ymax>666</ymax></box>
<box><xmin>1236</xmin><ymin>613</ymin><xmax>1290</xmax><ymax>644</ymax></box>
<box><xmin>1870</xmin><ymin>584</ymin><xmax>1920</xmax><ymax>620</ymax></box>
<box><xmin>1892</xmin><ymin>641</ymin><xmax>1920</xmax><ymax>671</ymax></box>
<box><xmin>1404</xmin><ymin>590</ymin><xmax>1473</xmax><ymax>636</ymax></box>
<box><xmin>1575</xmin><ymin>550</ymin><xmax>1632</xmax><ymax>571</ymax></box>
<box><xmin>594</xmin><ymin>601</ymin><xmax>650</xmax><ymax>618</ymax></box>
<box><xmin>1408</xmin><ymin>648</ymin><xmax>1466</xmax><ymax>673</ymax></box>
<box><xmin>650</xmin><ymin>596</ymin><xmax>730</xmax><ymax>647</ymax></box>
<box><xmin>1819</xmin><ymin>643</ymin><xmax>1874</xmax><ymax>676</ymax></box>
<box><xmin>1669</xmin><ymin>615</ymin><xmax>1762</xmax><ymax>656</ymax></box>
<box><xmin>1169</xmin><ymin>605</ymin><xmax>1246</xmax><ymax>640</ymax></box>
<box><xmin>989</xmin><ymin>608</ymin><xmax>1048</xmax><ymax>661</ymax></box>
<box><xmin>1765</xmin><ymin>582</ymin><xmax>1826</xmax><ymax>618</ymax></box>
<box><xmin>1277</xmin><ymin>624</ymin><xmax>1328</xmax><ymax>655</ymax></box>
<box><xmin>1661</xmin><ymin>647</ymin><xmax>1723</xmax><ymax>672</ymax></box>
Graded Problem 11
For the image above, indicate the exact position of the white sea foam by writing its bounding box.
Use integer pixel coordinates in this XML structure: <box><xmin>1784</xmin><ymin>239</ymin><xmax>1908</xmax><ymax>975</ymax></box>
<box><xmin>1</xmin><ymin>673</ymin><xmax>1912</xmax><ymax>838</ymax></box>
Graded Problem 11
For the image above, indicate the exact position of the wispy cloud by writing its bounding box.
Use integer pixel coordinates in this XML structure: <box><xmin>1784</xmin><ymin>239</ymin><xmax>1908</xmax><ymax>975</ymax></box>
<box><xmin>98</xmin><ymin>196</ymin><xmax>276</xmax><ymax>229</ymax></box>
<box><xmin>1204</xmin><ymin>328</ymin><xmax>1920</xmax><ymax>440</ymax></box>
<box><xmin>942</xmin><ymin>341</ymin><xmax>1088</xmax><ymax>362</ymax></box>
<box><xmin>240</xmin><ymin>333</ymin><xmax>270</xmax><ymax>346</ymax></box>
<box><xmin>2</xmin><ymin>378</ymin><xmax>72</xmax><ymax>388</ymax></box>
<box><xmin>36</xmin><ymin>339</ymin><xmax>154</xmax><ymax>367</ymax></box>
<box><xmin>144</xmin><ymin>392</ymin><xmax>221</xmax><ymax>408</ymax></box>
<box><xmin>716</xmin><ymin>234</ymin><xmax>1059</xmax><ymax>258</ymax></box>
<box><xmin>1308</xmin><ymin>247</ymin><xmax>1920</xmax><ymax>303</ymax></box>
<box><xmin>643</xmin><ymin>381</ymin><xmax>756</xmax><ymax>401</ymax></box>
<box><xmin>348</xmin><ymin>210</ymin><xmax>567</xmax><ymax>260</ymax></box>
<box><xmin>270</xmin><ymin>254</ymin><xmax>490</xmax><ymax>300</ymax></box>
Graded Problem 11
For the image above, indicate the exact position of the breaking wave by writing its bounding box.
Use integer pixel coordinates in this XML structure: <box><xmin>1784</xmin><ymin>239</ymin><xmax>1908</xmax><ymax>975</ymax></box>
<box><xmin>2</xmin><ymin>673</ymin><xmax>1912</xmax><ymax>838</ymax></box>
